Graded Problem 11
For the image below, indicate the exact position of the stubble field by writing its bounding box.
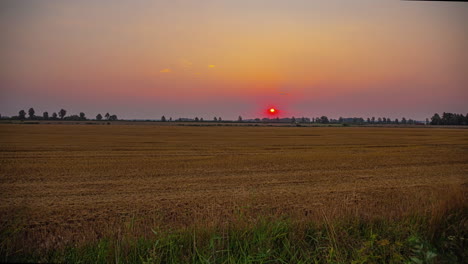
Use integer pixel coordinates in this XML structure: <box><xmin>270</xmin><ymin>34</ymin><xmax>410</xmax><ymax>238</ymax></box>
<box><xmin>0</xmin><ymin>124</ymin><xmax>467</xmax><ymax>262</ymax></box>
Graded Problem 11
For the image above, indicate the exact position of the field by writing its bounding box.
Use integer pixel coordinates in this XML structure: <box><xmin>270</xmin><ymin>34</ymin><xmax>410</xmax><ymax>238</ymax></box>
<box><xmin>0</xmin><ymin>124</ymin><xmax>467</xmax><ymax>263</ymax></box>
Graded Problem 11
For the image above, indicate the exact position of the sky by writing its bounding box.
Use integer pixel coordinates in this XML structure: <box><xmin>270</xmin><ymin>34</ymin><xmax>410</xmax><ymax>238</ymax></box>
<box><xmin>1</xmin><ymin>0</ymin><xmax>467</xmax><ymax>120</ymax></box>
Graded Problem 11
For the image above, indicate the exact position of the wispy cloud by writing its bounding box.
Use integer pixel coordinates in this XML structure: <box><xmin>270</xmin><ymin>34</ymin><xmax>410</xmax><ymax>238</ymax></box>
<box><xmin>208</xmin><ymin>65</ymin><xmax>216</xmax><ymax>68</ymax></box>
<box><xmin>180</xmin><ymin>59</ymin><xmax>193</xmax><ymax>68</ymax></box>
<box><xmin>160</xmin><ymin>68</ymin><xmax>171</xmax><ymax>73</ymax></box>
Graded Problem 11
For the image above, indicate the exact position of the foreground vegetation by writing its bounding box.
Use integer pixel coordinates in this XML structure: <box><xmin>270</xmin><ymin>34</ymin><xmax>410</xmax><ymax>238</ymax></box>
<box><xmin>2</xmin><ymin>192</ymin><xmax>466</xmax><ymax>263</ymax></box>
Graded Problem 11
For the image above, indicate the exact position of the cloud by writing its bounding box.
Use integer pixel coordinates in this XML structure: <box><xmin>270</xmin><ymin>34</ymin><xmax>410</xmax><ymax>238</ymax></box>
<box><xmin>180</xmin><ymin>59</ymin><xmax>193</xmax><ymax>68</ymax></box>
<box><xmin>160</xmin><ymin>68</ymin><xmax>171</xmax><ymax>73</ymax></box>
<box><xmin>208</xmin><ymin>65</ymin><xmax>216</xmax><ymax>68</ymax></box>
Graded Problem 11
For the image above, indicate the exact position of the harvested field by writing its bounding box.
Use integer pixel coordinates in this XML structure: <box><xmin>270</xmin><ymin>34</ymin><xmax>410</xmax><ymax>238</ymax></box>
<box><xmin>0</xmin><ymin>124</ymin><xmax>467</xmax><ymax>262</ymax></box>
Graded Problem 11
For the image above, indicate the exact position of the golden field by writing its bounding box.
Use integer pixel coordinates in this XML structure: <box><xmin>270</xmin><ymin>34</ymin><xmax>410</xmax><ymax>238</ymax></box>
<box><xmin>0</xmin><ymin>124</ymin><xmax>467</xmax><ymax>253</ymax></box>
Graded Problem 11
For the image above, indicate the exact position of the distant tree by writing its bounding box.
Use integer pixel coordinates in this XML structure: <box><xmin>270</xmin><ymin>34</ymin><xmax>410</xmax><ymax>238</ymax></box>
<box><xmin>401</xmin><ymin>117</ymin><xmax>407</xmax><ymax>124</ymax></box>
<box><xmin>291</xmin><ymin>116</ymin><xmax>296</xmax><ymax>123</ymax></box>
<box><xmin>59</xmin><ymin>109</ymin><xmax>67</xmax><ymax>119</ymax></box>
<box><xmin>79</xmin><ymin>112</ymin><xmax>86</xmax><ymax>120</ymax></box>
<box><xmin>430</xmin><ymin>113</ymin><xmax>441</xmax><ymax>125</ymax></box>
<box><xmin>218</xmin><ymin>117</ymin><xmax>222</xmax><ymax>121</ymax></box>
<box><xmin>105</xmin><ymin>113</ymin><xmax>110</xmax><ymax>120</ymax></box>
<box><xmin>96</xmin><ymin>114</ymin><xmax>103</xmax><ymax>121</ymax></box>
<box><xmin>371</xmin><ymin>117</ymin><xmax>375</xmax><ymax>124</ymax></box>
<box><xmin>214</xmin><ymin>117</ymin><xmax>218</xmax><ymax>121</ymax></box>
<box><xmin>427</xmin><ymin>112</ymin><xmax>468</xmax><ymax>126</ymax></box>
<box><xmin>238</xmin><ymin>116</ymin><xmax>243</xmax><ymax>122</ymax></box>
<box><xmin>169</xmin><ymin>117</ymin><xmax>172</xmax><ymax>122</ymax></box>
<box><xmin>377</xmin><ymin>117</ymin><xmax>382</xmax><ymax>124</ymax></box>
<box><xmin>367</xmin><ymin>118</ymin><xmax>371</xmax><ymax>123</ymax></box>
<box><xmin>338</xmin><ymin>117</ymin><xmax>343</xmax><ymax>124</ymax></box>
<box><xmin>301</xmin><ymin>117</ymin><xmax>306</xmax><ymax>123</ymax></box>
<box><xmin>195</xmin><ymin>117</ymin><xmax>199</xmax><ymax>122</ymax></box>
<box><xmin>109</xmin><ymin>114</ymin><xmax>117</xmax><ymax>121</ymax></box>
<box><xmin>28</xmin><ymin>108</ymin><xmax>35</xmax><ymax>119</ymax></box>
<box><xmin>425</xmin><ymin>118</ymin><xmax>429</xmax><ymax>125</ymax></box>
<box><xmin>382</xmin><ymin>117</ymin><xmax>387</xmax><ymax>123</ymax></box>
<box><xmin>64</xmin><ymin>115</ymin><xmax>80</xmax><ymax>121</ymax></box>
<box><xmin>19</xmin><ymin>110</ymin><xmax>26</xmax><ymax>120</ymax></box>
<box><xmin>161</xmin><ymin>116</ymin><xmax>166</xmax><ymax>122</ymax></box>
<box><xmin>320</xmin><ymin>116</ymin><xmax>329</xmax><ymax>124</ymax></box>
<box><xmin>52</xmin><ymin>112</ymin><xmax>58</xmax><ymax>120</ymax></box>
<box><xmin>43</xmin><ymin>112</ymin><xmax>49</xmax><ymax>120</ymax></box>
<box><xmin>200</xmin><ymin>118</ymin><xmax>204</xmax><ymax>122</ymax></box>
<box><xmin>394</xmin><ymin>118</ymin><xmax>399</xmax><ymax>124</ymax></box>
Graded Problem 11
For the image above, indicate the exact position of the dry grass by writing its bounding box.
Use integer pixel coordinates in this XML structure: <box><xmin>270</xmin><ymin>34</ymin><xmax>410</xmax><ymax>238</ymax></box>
<box><xmin>0</xmin><ymin>124</ymin><xmax>467</xmax><ymax>258</ymax></box>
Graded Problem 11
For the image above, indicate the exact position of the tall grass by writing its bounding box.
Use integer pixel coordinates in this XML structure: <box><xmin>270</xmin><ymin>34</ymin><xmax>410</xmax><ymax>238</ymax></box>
<box><xmin>2</xmin><ymin>191</ymin><xmax>466</xmax><ymax>264</ymax></box>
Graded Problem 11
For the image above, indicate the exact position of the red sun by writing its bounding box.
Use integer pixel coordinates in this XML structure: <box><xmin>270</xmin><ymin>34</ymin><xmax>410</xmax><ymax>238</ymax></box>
<box><xmin>267</xmin><ymin>108</ymin><xmax>279</xmax><ymax>115</ymax></box>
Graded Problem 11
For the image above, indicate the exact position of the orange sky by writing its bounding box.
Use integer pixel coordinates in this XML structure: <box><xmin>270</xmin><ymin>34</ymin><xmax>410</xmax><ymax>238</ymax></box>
<box><xmin>1</xmin><ymin>0</ymin><xmax>467</xmax><ymax>119</ymax></box>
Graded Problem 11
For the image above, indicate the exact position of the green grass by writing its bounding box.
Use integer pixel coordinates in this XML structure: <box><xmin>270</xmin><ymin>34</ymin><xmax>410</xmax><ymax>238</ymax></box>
<box><xmin>2</xmin><ymin>205</ymin><xmax>466</xmax><ymax>264</ymax></box>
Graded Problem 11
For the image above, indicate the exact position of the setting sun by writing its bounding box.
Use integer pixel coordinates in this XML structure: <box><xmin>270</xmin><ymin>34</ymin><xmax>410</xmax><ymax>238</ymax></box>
<box><xmin>267</xmin><ymin>108</ymin><xmax>279</xmax><ymax>116</ymax></box>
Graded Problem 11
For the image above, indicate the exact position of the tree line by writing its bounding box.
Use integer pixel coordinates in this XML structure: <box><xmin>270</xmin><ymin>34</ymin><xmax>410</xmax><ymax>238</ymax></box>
<box><xmin>2</xmin><ymin>109</ymin><xmax>467</xmax><ymax>126</ymax></box>
<box><xmin>5</xmin><ymin>108</ymin><xmax>118</xmax><ymax>121</ymax></box>
<box><xmin>430</xmin><ymin>112</ymin><xmax>468</xmax><ymax>126</ymax></box>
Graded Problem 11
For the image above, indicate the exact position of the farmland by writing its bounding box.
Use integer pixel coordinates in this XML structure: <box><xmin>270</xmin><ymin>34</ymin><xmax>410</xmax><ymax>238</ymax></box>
<box><xmin>0</xmin><ymin>124</ymin><xmax>467</xmax><ymax>263</ymax></box>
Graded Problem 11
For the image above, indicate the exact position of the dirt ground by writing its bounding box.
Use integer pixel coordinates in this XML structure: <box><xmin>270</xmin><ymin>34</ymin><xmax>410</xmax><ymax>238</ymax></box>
<box><xmin>0</xmin><ymin>124</ymin><xmax>467</xmax><ymax>247</ymax></box>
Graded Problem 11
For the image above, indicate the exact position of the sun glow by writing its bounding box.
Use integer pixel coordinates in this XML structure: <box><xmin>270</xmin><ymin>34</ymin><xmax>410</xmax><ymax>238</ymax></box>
<box><xmin>267</xmin><ymin>108</ymin><xmax>279</xmax><ymax>116</ymax></box>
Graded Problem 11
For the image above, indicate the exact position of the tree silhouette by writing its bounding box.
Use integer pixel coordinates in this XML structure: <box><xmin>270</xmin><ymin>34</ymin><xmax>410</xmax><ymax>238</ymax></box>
<box><xmin>428</xmin><ymin>112</ymin><xmax>467</xmax><ymax>126</ymax></box>
<box><xmin>109</xmin><ymin>115</ymin><xmax>117</xmax><ymax>121</ymax></box>
<box><xmin>19</xmin><ymin>110</ymin><xmax>26</xmax><ymax>120</ymax></box>
<box><xmin>96</xmin><ymin>114</ymin><xmax>103</xmax><ymax>121</ymax></box>
<box><xmin>28</xmin><ymin>108</ymin><xmax>35</xmax><ymax>119</ymax></box>
<box><xmin>105</xmin><ymin>113</ymin><xmax>110</xmax><ymax>120</ymax></box>
<box><xmin>214</xmin><ymin>117</ymin><xmax>218</xmax><ymax>121</ymax></box>
<box><xmin>401</xmin><ymin>117</ymin><xmax>407</xmax><ymax>124</ymax></box>
<box><xmin>59</xmin><ymin>109</ymin><xmax>67</xmax><ymax>119</ymax></box>
<box><xmin>52</xmin><ymin>112</ymin><xmax>58</xmax><ymax>120</ymax></box>
<box><xmin>291</xmin><ymin>116</ymin><xmax>296</xmax><ymax>123</ymax></box>
<box><xmin>161</xmin><ymin>116</ymin><xmax>166</xmax><ymax>122</ymax></box>
<box><xmin>431</xmin><ymin>113</ymin><xmax>441</xmax><ymax>125</ymax></box>
<box><xmin>320</xmin><ymin>116</ymin><xmax>329</xmax><ymax>124</ymax></box>
<box><xmin>200</xmin><ymin>118</ymin><xmax>204</xmax><ymax>122</ymax></box>
<box><xmin>43</xmin><ymin>112</ymin><xmax>49</xmax><ymax>120</ymax></box>
<box><xmin>238</xmin><ymin>116</ymin><xmax>243</xmax><ymax>122</ymax></box>
<box><xmin>218</xmin><ymin>117</ymin><xmax>222</xmax><ymax>121</ymax></box>
<box><xmin>79</xmin><ymin>112</ymin><xmax>86</xmax><ymax>120</ymax></box>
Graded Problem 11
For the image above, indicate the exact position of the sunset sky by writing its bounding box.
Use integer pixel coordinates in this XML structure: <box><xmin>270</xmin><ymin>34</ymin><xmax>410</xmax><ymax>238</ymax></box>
<box><xmin>1</xmin><ymin>0</ymin><xmax>467</xmax><ymax>120</ymax></box>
